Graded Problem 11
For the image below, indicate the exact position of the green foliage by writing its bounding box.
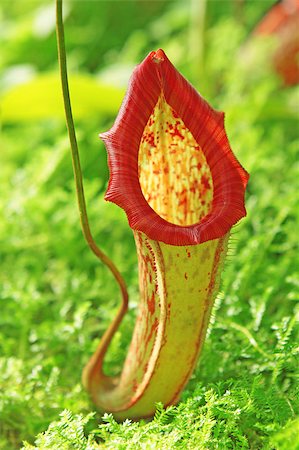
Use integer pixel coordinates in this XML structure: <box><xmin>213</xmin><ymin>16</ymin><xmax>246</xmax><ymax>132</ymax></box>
<box><xmin>1</xmin><ymin>1</ymin><xmax>298</xmax><ymax>449</ymax></box>
<box><xmin>1</xmin><ymin>73</ymin><xmax>124</xmax><ymax>122</ymax></box>
<box><xmin>21</xmin><ymin>410</ymin><xmax>96</xmax><ymax>450</ymax></box>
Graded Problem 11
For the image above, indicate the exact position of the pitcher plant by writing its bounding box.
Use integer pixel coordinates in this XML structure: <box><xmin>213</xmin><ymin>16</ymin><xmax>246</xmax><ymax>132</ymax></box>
<box><xmin>56</xmin><ymin>1</ymin><xmax>249</xmax><ymax>421</ymax></box>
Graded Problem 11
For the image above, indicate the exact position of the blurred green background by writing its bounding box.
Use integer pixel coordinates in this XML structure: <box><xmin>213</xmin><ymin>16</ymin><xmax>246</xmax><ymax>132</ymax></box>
<box><xmin>0</xmin><ymin>1</ymin><xmax>298</xmax><ymax>449</ymax></box>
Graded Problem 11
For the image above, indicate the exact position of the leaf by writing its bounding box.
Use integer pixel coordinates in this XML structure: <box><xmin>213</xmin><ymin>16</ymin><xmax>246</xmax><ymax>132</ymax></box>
<box><xmin>0</xmin><ymin>73</ymin><xmax>125</xmax><ymax>123</ymax></box>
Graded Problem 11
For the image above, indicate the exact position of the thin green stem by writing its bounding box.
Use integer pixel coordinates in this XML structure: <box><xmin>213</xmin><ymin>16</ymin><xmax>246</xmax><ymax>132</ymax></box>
<box><xmin>55</xmin><ymin>0</ymin><xmax>128</xmax><ymax>311</ymax></box>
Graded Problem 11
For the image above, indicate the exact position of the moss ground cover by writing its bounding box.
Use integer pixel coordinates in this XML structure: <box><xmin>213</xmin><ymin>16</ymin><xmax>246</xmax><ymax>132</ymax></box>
<box><xmin>1</xmin><ymin>1</ymin><xmax>298</xmax><ymax>449</ymax></box>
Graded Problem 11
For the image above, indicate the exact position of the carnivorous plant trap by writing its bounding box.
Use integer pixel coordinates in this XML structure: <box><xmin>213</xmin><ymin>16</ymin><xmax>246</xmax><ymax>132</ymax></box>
<box><xmin>56</xmin><ymin>0</ymin><xmax>249</xmax><ymax>420</ymax></box>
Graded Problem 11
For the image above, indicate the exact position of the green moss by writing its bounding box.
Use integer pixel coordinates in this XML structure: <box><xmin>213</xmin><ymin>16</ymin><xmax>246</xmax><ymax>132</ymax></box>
<box><xmin>1</xmin><ymin>1</ymin><xmax>298</xmax><ymax>449</ymax></box>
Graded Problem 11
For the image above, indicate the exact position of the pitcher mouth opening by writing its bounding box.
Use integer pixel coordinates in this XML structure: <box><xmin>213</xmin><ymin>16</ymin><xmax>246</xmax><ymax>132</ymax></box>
<box><xmin>138</xmin><ymin>93</ymin><xmax>214</xmax><ymax>228</ymax></box>
<box><xmin>101</xmin><ymin>49</ymin><xmax>249</xmax><ymax>246</ymax></box>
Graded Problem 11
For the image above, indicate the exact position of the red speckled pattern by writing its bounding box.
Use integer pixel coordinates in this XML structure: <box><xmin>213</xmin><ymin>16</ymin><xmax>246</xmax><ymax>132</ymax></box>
<box><xmin>139</xmin><ymin>94</ymin><xmax>213</xmax><ymax>226</ymax></box>
<box><xmin>96</xmin><ymin>231</ymin><xmax>229</xmax><ymax>417</ymax></box>
<box><xmin>100</xmin><ymin>49</ymin><xmax>249</xmax><ymax>245</ymax></box>
<box><xmin>118</xmin><ymin>232</ymin><xmax>165</xmax><ymax>398</ymax></box>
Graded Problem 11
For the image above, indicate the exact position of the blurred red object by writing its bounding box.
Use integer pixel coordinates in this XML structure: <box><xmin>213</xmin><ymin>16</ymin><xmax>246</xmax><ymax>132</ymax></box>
<box><xmin>253</xmin><ymin>0</ymin><xmax>299</xmax><ymax>86</ymax></box>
